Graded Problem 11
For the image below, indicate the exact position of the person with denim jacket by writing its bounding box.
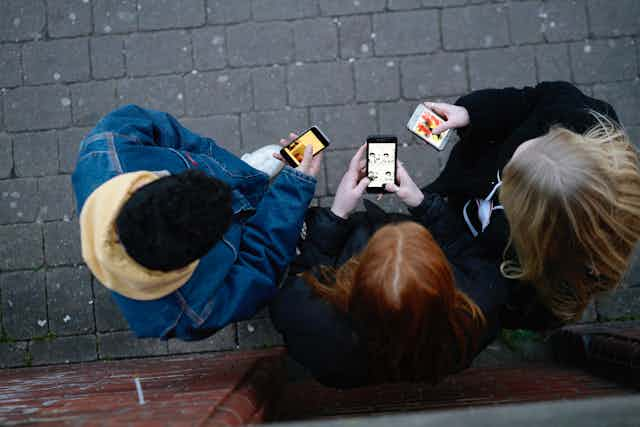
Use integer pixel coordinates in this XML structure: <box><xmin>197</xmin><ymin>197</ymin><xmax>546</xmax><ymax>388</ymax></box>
<box><xmin>72</xmin><ymin>105</ymin><xmax>320</xmax><ymax>341</ymax></box>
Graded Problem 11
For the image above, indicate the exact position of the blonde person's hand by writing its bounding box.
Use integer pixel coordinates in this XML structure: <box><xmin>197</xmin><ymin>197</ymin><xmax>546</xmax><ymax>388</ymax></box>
<box><xmin>385</xmin><ymin>162</ymin><xmax>424</xmax><ymax>208</ymax></box>
<box><xmin>273</xmin><ymin>133</ymin><xmax>323</xmax><ymax>178</ymax></box>
<box><xmin>331</xmin><ymin>144</ymin><xmax>370</xmax><ymax>219</ymax></box>
<box><xmin>423</xmin><ymin>102</ymin><xmax>470</xmax><ymax>135</ymax></box>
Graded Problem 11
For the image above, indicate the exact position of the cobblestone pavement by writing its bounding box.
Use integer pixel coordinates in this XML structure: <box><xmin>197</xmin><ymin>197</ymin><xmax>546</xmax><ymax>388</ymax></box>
<box><xmin>0</xmin><ymin>0</ymin><xmax>639</xmax><ymax>369</ymax></box>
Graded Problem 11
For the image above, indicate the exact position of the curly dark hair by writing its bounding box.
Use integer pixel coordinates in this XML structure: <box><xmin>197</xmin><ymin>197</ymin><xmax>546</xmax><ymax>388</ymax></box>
<box><xmin>115</xmin><ymin>170</ymin><xmax>233</xmax><ymax>271</ymax></box>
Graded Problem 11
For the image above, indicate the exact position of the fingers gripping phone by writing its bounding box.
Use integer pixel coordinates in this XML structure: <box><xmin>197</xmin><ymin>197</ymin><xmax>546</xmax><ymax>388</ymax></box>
<box><xmin>280</xmin><ymin>126</ymin><xmax>330</xmax><ymax>167</ymax></box>
<box><xmin>366</xmin><ymin>135</ymin><xmax>398</xmax><ymax>193</ymax></box>
<box><xmin>407</xmin><ymin>104</ymin><xmax>451</xmax><ymax>151</ymax></box>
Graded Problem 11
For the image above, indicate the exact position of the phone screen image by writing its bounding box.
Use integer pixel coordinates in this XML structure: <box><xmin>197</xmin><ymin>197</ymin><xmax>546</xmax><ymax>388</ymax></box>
<box><xmin>407</xmin><ymin>104</ymin><xmax>450</xmax><ymax>150</ymax></box>
<box><xmin>367</xmin><ymin>139</ymin><xmax>397</xmax><ymax>192</ymax></box>
<box><xmin>281</xmin><ymin>127</ymin><xmax>329</xmax><ymax>167</ymax></box>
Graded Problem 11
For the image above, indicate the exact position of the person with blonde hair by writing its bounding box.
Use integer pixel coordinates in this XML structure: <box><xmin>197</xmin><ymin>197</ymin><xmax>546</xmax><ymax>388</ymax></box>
<box><xmin>423</xmin><ymin>81</ymin><xmax>640</xmax><ymax>327</ymax></box>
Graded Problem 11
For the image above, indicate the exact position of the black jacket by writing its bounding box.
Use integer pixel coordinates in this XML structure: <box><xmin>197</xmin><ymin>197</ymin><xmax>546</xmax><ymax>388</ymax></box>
<box><xmin>270</xmin><ymin>196</ymin><xmax>512</xmax><ymax>389</ymax></box>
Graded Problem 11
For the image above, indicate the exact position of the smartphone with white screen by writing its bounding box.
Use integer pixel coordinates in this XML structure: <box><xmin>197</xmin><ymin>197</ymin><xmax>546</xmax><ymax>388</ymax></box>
<box><xmin>280</xmin><ymin>126</ymin><xmax>330</xmax><ymax>167</ymax></box>
<box><xmin>407</xmin><ymin>104</ymin><xmax>451</xmax><ymax>151</ymax></box>
<box><xmin>366</xmin><ymin>135</ymin><xmax>398</xmax><ymax>194</ymax></box>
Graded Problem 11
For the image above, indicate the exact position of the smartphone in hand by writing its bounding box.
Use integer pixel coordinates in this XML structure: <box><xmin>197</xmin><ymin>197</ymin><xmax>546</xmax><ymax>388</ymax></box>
<box><xmin>280</xmin><ymin>126</ymin><xmax>330</xmax><ymax>167</ymax></box>
<box><xmin>407</xmin><ymin>104</ymin><xmax>451</xmax><ymax>151</ymax></box>
<box><xmin>366</xmin><ymin>135</ymin><xmax>398</xmax><ymax>194</ymax></box>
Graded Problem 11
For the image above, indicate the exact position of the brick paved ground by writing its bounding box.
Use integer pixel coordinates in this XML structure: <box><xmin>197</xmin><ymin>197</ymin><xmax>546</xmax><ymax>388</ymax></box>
<box><xmin>0</xmin><ymin>0</ymin><xmax>639</xmax><ymax>368</ymax></box>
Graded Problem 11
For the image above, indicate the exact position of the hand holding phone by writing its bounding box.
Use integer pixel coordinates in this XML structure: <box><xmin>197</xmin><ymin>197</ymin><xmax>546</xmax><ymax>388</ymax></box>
<box><xmin>279</xmin><ymin>126</ymin><xmax>330</xmax><ymax>167</ymax></box>
<box><xmin>331</xmin><ymin>144</ymin><xmax>370</xmax><ymax>219</ymax></box>
<box><xmin>384</xmin><ymin>162</ymin><xmax>424</xmax><ymax>208</ymax></box>
<box><xmin>407</xmin><ymin>104</ymin><xmax>452</xmax><ymax>150</ymax></box>
<box><xmin>366</xmin><ymin>135</ymin><xmax>398</xmax><ymax>193</ymax></box>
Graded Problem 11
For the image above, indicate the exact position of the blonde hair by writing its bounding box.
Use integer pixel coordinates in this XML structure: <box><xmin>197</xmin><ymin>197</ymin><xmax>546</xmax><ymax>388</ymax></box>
<box><xmin>500</xmin><ymin>113</ymin><xmax>640</xmax><ymax>322</ymax></box>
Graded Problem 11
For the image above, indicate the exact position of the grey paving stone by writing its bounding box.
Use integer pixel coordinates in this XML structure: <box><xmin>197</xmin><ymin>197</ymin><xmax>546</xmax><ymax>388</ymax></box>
<box><xmin>399</xmin><ymin>143</ymin><xmax>443</xmax><ymax>188</ymax></box>
<box><xmin>44</xmin><ymin>220</ymin><xmax>82</xmax><ymax>266</ymax></box>
<box><xmin>70</xmin><ymin>80</ymin><xmax>117</xmax><ymax>127</ymax></box>
<box><xmin>117</xmin><ymin>76</ymin><xmax>185</xmax><ymax>118</ymax></box>
<box><xmin>180</xmin><ymin>115</ymin><xmax>242</xmax><ymax>155</ymax></box>
<box><xmin>1</xmin><ymin>271</ymin><xmax>46</xmax><ymax>340</ymax></box>
<box><xmin>0</xmin><ymin>45</ymin><xmax>21</xmax><ymax>88</ymax></box>
<box><xmin>378</xmin><ymin>100</ymin><xmax>421</xmax><ymax>147</ymax></box>
<box><xmin>293</xmin><ymin>18</ymin><xmax>338</xmax><ymax>61</ymax></box>
<box><xmin>93</xmin><ymin>0</ymin><xmax>138</xmax><ymax>34</ymax></box>
<box><xmin>421</xmin><ymin>0</ymin><xmax>466</xmax><ymax>6</ymax></box>
<box><xmin>22</xmin><ymin>38</ymin><xmax>90</xmax><ymax>85</ymax></box>
<box><xmin>0</xmin><ymin>224</ymin><xmax>43</xmax><ymax>270</ymax></box>
<box><xmin>0</xmin><ymin>134</ymin><xmax>11</xmax><ymax>179</ymax></box>
<box><xmin>539</xmin><ymin>0</ymin><xmax>588</xmax><ymax>42</ymax></box>
<box><xmin>535</xmin><ymin>43</ymin><xmax>571</xmax><ymax>82</ymax></box>
<box><xmin>47</xmin><ymin>0</ymin><xmax>92</xmax><ymax>38</ymax></box>
<box><xmin>98</xmin><ymin>331</ymin><xmax>168</xmax><ymax>358</ymax></box>
<box><xmin>468</xmin><ymin>46</ymin><xmax>536</xmax><ymax>91</ymax></box>
<box><xmin>207</xmin><ymin>0</ymin><xmax>251</xmax><ymax>24</ymax></box>
<box><xmin>237</xmin><ymin>318</ymin><xmax>283</xmax><ymax>350</ymax></box>
<box><xmin>192</xmin><ymin>27</ymin><xmax>226</xmax><ymax>71</ymax></box>
<box><xmin>508</xmin><ymin>1</ymin><xmax>545</xmax><ymax>45</ymax></box>
<box><xmin>288</xmin><ymin>62</ymin><xmax>354</xmax><ymax>107</ymax></box>
<box><xmin>168</xmin><ymin>324</ymin><xmax>236</xmax><ymax>353</ymax></box>
<box><xmin>125</xmin><ymin>31</ymin><xmax>193</xmax><ymax>77</ymax></box>
<box><xmin>241</xmin><ymin>109</ymin><xmax>309</xmax><ymax>152</ymax></box>
<box><xmin>310</xmin><ymin>104</ymin><xmax>377</xmax><ymax>150</ymax></box>
<box><xmin>593</xmin><ymin>80</ymin><xmax>640</xmax><ymax>126</ymax></box>
<box><xmin>324</xmin><ymin>148</ymin><xmax>356</xmax><ymax>194</ymax></box>
<box><xmin>0</xmin><ymin>342</ymin><xmax>28</xmax><ymax>368</ymax></box>
<box><xmin>30</xmin><ymin>335</ymin><xmax>97</xmax><ymax>366</ymax></box>
<box><xmin>12</xmin><ymin>131</ymin><xmax>59</xmax><ymax>178</ymax></box>
<box><xmin>4</xmin><ymin>85</ymin><xmax>72</xmax><ymax>131</ymax></box>
<box><xmin>587</xmin><ymin>0</ymin><xmax>640</xmax><ymax>38</ymax></box>
<box><xmin>38</xmin><ymin>175</ymin><xmax>75</xmax><ymax>222</ymax></box>
<box><xmin>58</xmin><ymin>128</ymin><xmax>89</xmax><ymax>174</ymax></box>
<box><xmin>227</xmin><ymin>22</ymin><xmax>293</xmax><ymax>66</ymax></box>
<box><xmin>93</xmin><ymin>279</ymin><xmax>129</xmax><ymax>332</ymax></box>
<box><xmin>388</xmin><ymin>0</ymin><xmax>422</xmax><ymax>10</ymax></box>
<box><xmin>138</xmin><ymin>0</ymin><xmax>205</xmax><ymax>30</ymax></box>
<box><xmin>338</xmin><ymin>15</ymin><xmax>373</xmax><ymax>59</ymax></box>
<box><xmin>318</xmin><ymin>0</ymin><xmax>385</xmax><ymax>15</ymax></box>
<box><xmin>373</xmin><ymin>11</ymin><xmax>440</xmax><ymax>55</ymax></box>
<box><xmin>46</xmin><ymin>266</ymin><xmax>94</xmax><ymax>336</ymax></box>
<box><xmin>314</xmin><ymin>163</ymin><xmax>328</xmax><ymax>197</ymax></box>
<box><xmin>443</xmin><ymin>4</ymin><xmax>509</xmax><ymax>50</ymax></box>
<box><xmin>570</xmin><ymin>38</ymin><xmax>637</xmax><ymax>84</ymax></box>
<box><xmin>91</xmin><ymin>36</ymin><xmax>126</xmax><ymax>80</ymax></box>
<box><xmin>0</xmin><ymin>178</ymin><xmax>40</xmax><ymax>224</ymax></box>
<box><xmin>0</xmin><ymin>0</ymin><xmax>46</xmax><ymax>42</ymax></box>
<box><xmin>401</xmin><ymin>53</ymin><xmax>467</xmax><ymax>99</ymax></box>
<box><xmin>355</xmin><ymin>58</ymin><xmax>399</xmax><ymax>102</ymax></box>
<box><xmin>596</xmin><ymin>287</ymin><xmax>640</xmax><ymax>321</ymax></box>
<box><xmin>185</xmin><ymin>70</ymin><xmax>251</xmax><ymax>116</ymax></box>
<box><xmin>252</xmin><ymin>66</ymin><xmax>287</xmax><ymax>111</ymax></box>
<box><xmin>252</xmin><ymin>0</ymin><xmax>317</xmax><ymax>21</ymax></box>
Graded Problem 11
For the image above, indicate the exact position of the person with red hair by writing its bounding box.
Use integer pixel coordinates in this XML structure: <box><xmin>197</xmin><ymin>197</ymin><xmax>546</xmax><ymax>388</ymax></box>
<box><xmin>270</xmin><ymin>144</ymin><xmax>512</xmax><ymax>388</ymax></box>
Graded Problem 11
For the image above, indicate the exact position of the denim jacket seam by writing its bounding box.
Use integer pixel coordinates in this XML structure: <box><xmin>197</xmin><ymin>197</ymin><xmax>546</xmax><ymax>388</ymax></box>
<box><xmin>281</xmin><ymin>166</ymin><xmax>316</xmax><ymax>185</ymax></box>
<box><xmin>160</xmin><ymin>308</ymin><xmax>184</xmax><ymax>339</ymax></box>
<box><xmin>106</xmin><ymin>133</ymin><xmax>124</xmax><ymax>174</ymax></box>
<box><xmin>176</xmin><ymin>290</ymin><xmax>205</xmax><ymax>325</ymax></box>
<box><xmin>208</xmin><ymin>154</ymin><xmax>266</xmax><ymax>179</ymax></box>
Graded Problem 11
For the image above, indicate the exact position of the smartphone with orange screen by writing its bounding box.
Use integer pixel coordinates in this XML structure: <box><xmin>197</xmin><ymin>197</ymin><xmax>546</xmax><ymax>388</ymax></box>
<box><xmin>280</xmin><ymin>126</ymin><xmax>330</xmax><ymax>167</ymax></box>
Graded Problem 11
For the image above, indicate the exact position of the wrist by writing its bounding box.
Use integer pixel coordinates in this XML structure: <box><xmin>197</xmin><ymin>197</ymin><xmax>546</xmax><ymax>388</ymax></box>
<box><xmin>330</xmin><ymin>205</ymin><xmax>350</xmax><ymax>220</ymax></box>
<box><xmin>405</xmin><ymin>191</ymin><xmax>424</xmax><ymax>208</ymax></box>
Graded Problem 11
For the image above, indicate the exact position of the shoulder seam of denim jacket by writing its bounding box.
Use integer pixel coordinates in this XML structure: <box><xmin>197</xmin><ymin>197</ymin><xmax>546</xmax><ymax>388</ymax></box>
<box><xmin>222</xmin><ymin>237</ymin><xmax>238</xmax><ymax>261</ymax></box>
<box><xmin>175</xmin><ymin>289</ymin><xmax>205</xmax><ymax>325</ymax></box>
<box><xmin>280</xmin><ymin>166</ymin><xmax>317</xmax><ymax>185</ymax></box>
<box><xmin>160</xmin><ymin>304</ymin><xmax>184</xmax><ymax>339</ymax></box>
<box><xmin>106</xmin><ymin>133</ymin><xmax>124</xmax><ymax>174</ymax></box>
<box><xmin>167</xmin><ymin>147</ymin><xmax>192</xmax><ymax>169</ymax></box>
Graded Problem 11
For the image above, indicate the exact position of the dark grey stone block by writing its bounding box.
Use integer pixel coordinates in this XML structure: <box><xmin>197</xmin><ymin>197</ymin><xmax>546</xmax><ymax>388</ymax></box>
<box><xmin>70</xmin><ymin>80</ymin><xmax>118</xmax><ymax>126</ymax></box>
<box><xmin>0</xmin><ymin>342</ymin><xmax>28</xmax><ymax>368</ymax></box>
<box><xmin>237</xmin><ymin>318</ymin><xmax>283</xmax><ymax>350</ymax></box>
<box><xmin>252</xmin><ymin>66</ymin><xmax>287</xmax><ymax>111</ymax></box>
<box><xmin>207</xmin><ymin>0</ymin><xmax>251</xmax><ymax>24</ymax></box>
<box><xmin>117</xmin><ymin>76</ymin><xmax>185</xmax><ymax>118</ymax></box>
<box><xmin>588</xmin><ymin>0</ymin><xmax>640</xmax><ymax>37</ymax></box>
<box><xmin>593</xmin><ymin>80</ymin><xmax>640</xmax><ymax>126</ymax></box>
<box><xmin>421</xmin><ymin>0</ymin><xmax>466</xmax><ymax>6</ymax></box>
<box><xmin>125</xmin><ymin>31</ymin><xmax>193</xmax><ymax>77</ymax></box>
<box><xmin>37</xmin><ymin>175</ymin><xmax>74</xmax><ymax>222</ymax></box>
<box><xmin>227</xmin><ymin>22</ymin><xmax>293</xmax><ymax>66</ymax></box>
<box><xmin>310</xmin><ymin>104</ymin><xmax>377</xmax><ymax>150</ymax></box>
<box><xmin>508</xmin><ymin>1</ymin><xmax>545</xmax><ymax>45</ymax></box>
<box><xmin>288</xmin><ymin>62</ymin><xmax>354</xmax><ymax>107</ymax></box>
<box><xmin>30</xmin><ymin>335</ymin><xmax>97</xmax><ymax>366</ymax></box>
<box><xmin>46</xmin><ymin>266</ymin><xmax>95</xmax><ymax>335</ymax></box>
<box><xmin>468</xmin><ymin>46</ymin><xmax>536</xmax><ymax>91</ymax></box>
<box><xmin>293</xmin><ymin>18</ymin><xmax>338</xmax><ymax>61</ymax></box>
<box><xmin>0</xmin><ymin>224</ymin><xmax>43</xmax><ymax>270</ymax></box>
<box><xmin>400</xmin><ymin>144</ymin><xmax>444</xmax><ymax>188</ymax></box>
<box><xmin>324</xmin><ymin>148</ymin><xmax>356</xmax><ymax>195</ymax></box>
<box><xmin>0</xmin><ymin>0</ymin><xmax>46</xmax><ymax>42</ymax></box>
<box><xmin>535</xmin><ymin>43</ymin><xmax>571</xmax><ymax>82</ymax></box>
<box><xmin>378</xmin><ymin>100</ymin><xmax>418</xmax><ymax>147</ymax></box>
<box><xmin>138</xmin><ymin>0</ymin><xmax>205</xmax><ymax>30</ymax></box>
<box><xmin>93</xmin><ymin>279</ymin><xmax>129</xmax><ymax>332</ymax></box>
<box><xmin>597</xmin><ymin>287</ymin><xmax>640</xmax><ymax>321</ymax></box>
<box><xmin>168</xmin><ymin>324</ymin><xmax>236</xmax><ymax>353</ymax></box>
<box><xmin>47</xmin><ymin>0</ymin><xmax>92</xmax><ymax>38</ymax></box>
<box><xmin>91</xmin><ymin>36</ymin><xmax>126</xmax><ymax>79</ymax></box>
<box><xmin>241</xmin><ymin>109</ymin><xmax>309</xmax><ymax>152</ymax></box>
<box><xmin>0</xmin><ymin>45</ymin><xmax>21</xmax><ymax>88</ymax></box>
<box><xmin>0</xmin><ymin>178</ymin><xmax>40</xmax><ymax>224</ymax></box>
<box><xmin>443</xmin><ymin>4</ymin><xmax>509</xmax><ymax>50</ymax></box>
<box><xmin>192</xmin><ymin>27</ymin><xmax>226</xmax><ymax>71</ymax></box>
<box><xmin>355</xmin><ymin>58</ymin><xmax>399</xmax><ymax>102</ymax></box>
<box><xmin>338</xmin><ymin>15</ymin><xmax>373</xmax><ymax>59</ymax></box>
<box><xmin>539</xmin><ymin>0</ymin><xmax>588</xmax><ymax>42</ymax></box>
<box><xmin>93</xmin><ymin>0</ymin><xmax>138</xmax><ymax>34</ymax></box>
<box><xmin>319</xmin><ymin>0</ymin><xmax>385</xmax><ymax>15</ymax></box>
<box><xmin>58</xmin><ymin>128</ymin><xmax>89</xmax><ymax>174</ymax></box>
<box><xmin>98</xmin><ymin>331</ymin><xmax>168</xmax><ymax>359</ymax></box>
<box><xmin>22</xmin><ymin>38</ymin><xmax>90</xmax><ymax>85</ymax></box>
<box><xmin>44</xmin><ymin>220</ymin><xmax>82</xmax><ymax>266</ymax></box>
<box><xmin>185</xmin><ymin>70</ymin><xmax>251</xmax><ymax>116</ymax></box>
<box><xmin>1</xmin><ymin>271</ymin><xmax>46</xmax><ymax>340</ymax></box>
<box><xmin>373</xmin><ymin>11</ymin><xmax>440</xmax><ymax>55</ymax></box>
<box><xmin>0</xmin><ymin>134</ymin><xmax>11</xmax><ymax>179</ymax></box>
<box><xmin>253</xmin><ymin>0</ymin><xmax>317</xmax><ymax>21</ymax></box>
<box><xmin>401</xmin><ymin>53</ymin><xmax>467</xmax><ymax>99</ymax></box>
<box><xmin>12</xmin><ymin>131</ymin><xmax>59</xmax><ymax>177</ymax></box>
<box><xmin>4</xmin><ymin>85</ymin><xmax>72</xmax><ymax>131</ymax></box>
<box><xmin>388</xmin><ymin>0</ymin><xmax>422</xmax><ymax>10</ymax></box>
<box><xmin>570</xmin><ymin>38</ymin><xmax>637</xmax><ymax>84</ymax></box>
<box><xmin>180</xmin><ymin>115</ymin><xmax>242</xmax><ymax>155</ymax></box>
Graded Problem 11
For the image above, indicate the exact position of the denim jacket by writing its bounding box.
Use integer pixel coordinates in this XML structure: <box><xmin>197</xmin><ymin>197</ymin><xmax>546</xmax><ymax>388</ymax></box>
<box><xmin>72</xmin><ymin>105</ymin><xmax>316</xmax><ymax>340</ymax></box>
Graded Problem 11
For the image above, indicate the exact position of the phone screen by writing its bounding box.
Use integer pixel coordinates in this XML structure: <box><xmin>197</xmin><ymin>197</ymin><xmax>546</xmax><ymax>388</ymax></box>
<box><xmin>406</xmin><ymin>104</ymin><xmax>450</xmax><ymax>150</ymax></box>
<box><xmin>367</xmin><ymin>139</ymin><xmax>397</xmax><ymax>192</ymax></box>
<box><xmin>281</xmin><ymin>127</ymin><xmax>329</xmax><ymax>166</ymax></box>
